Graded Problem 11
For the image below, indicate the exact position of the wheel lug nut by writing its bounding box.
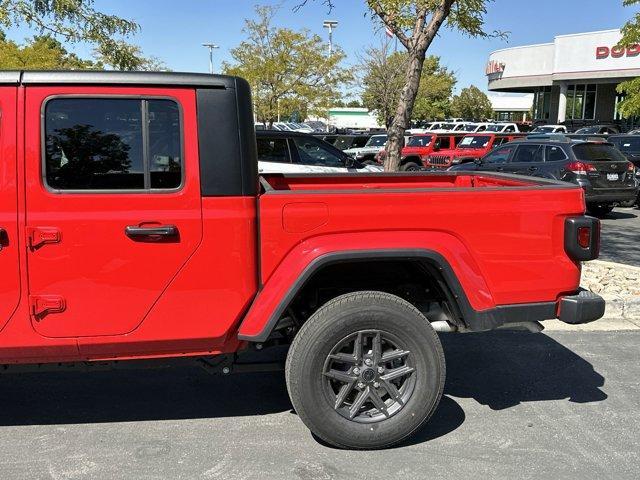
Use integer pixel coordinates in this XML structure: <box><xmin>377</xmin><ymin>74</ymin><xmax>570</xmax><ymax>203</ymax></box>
<box><xmin>357</xmin><ymin>382</ymin><xmax>365</xmax><ymax>389</ymax></box>
<box><xmin>373</xmin><ymin>382</ymin><xmax>380</xmax><ymax>388</ymax></box>
<box><xmin>377</xmin><ymin>366</ymin><xmax>384</xmax><ymax>373</ymax></box>
<box><xmin>353</xmin><ymin>367</ymin><xmax>360</xmax><ymax>374</ymax></box>
<box><xmin>364</xmin><ymin>358</ymin><xmax>373</xmax><ymax>366</ymax></box>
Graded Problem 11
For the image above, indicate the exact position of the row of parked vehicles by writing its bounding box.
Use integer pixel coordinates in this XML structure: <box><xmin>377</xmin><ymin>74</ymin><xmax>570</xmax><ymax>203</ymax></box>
<box><xmin>256</xmin><ymin>128</ymin><xmax>640</xmax><ymax>217</ymax></box>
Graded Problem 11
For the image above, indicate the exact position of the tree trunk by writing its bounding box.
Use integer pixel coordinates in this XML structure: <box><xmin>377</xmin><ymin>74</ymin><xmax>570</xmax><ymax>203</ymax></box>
<box><xmin>384</xmin><ymin>53</ymin><xmax>425</xmax><ymax>172</ymax></box>
<box><xmin>382</xmin><ymin>1</ymin><xmax>454</xmax><ymax>172</ymax></box>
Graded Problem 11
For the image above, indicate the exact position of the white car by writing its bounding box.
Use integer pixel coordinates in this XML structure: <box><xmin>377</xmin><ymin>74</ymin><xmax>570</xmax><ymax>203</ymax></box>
<box><xmin>530</xmin><ymin>125</ymin><xmax>567</xmax><ymax>134</ymax></box>
<box><xmin>257</xmin><ymin>132</ymin><xmax>382</xmax><ymax>174</ymax></box>
<box><xmin>343</xmin><ymin>134</ymin><xmax>388</xmax><ymax>162</ymax></box>
<box><xmin>484</xmin><ymin>122</ymin><xmax>521</xmax><ymax>133</ymax></box>
<box><xmin>458</xmin><ymin>122</ymin><xmax>492</xmax><ymax>133</ymax></box>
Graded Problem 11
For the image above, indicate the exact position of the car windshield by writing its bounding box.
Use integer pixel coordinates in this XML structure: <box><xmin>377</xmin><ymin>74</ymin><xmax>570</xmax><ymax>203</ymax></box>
<box><xmin>610</xmin><ymin>136</ymin><xmax>640</xmax><ymax>153</ymax></box>
<box><xmin>333</xmin><ymin>137</ymin><xmax>353</xmax><ymax>150</ymax></box>
<box><xmin>484</xmin><ymin>124</ymin><xmax>503</xmax><ymax>132</ymax></box>
<box><xmin>457</xmin><ymin>135</ymin><xmax>491</xmax><ymax>149</ymax></box>
<box><xmin>532</xmin><ymin>126</ymin><xmax>556</xmax><ymax>133</ymax></box>
<box><xmin>575</xmin><ymin>126</ymin><xmax>599</xmax><ymax>134</ymax></box>
<box><xmin>366</xmin><ymin>135</ymin><xmax>388</xmax><ymax>147</ymax></box>
<box><xmin>406</xmin><ymin>135</ymin><xmax>433</xmax><ymax>147</ymax></box>
<box><xmin>573</xmin><ymin>143</ymin><xmax>627</xmax><ymax>162</ymax></box>
<box><xmin>462</xmin><ymin>124</ymin><xmax>477</xmax><ymax>131</ymax></box>
<box><xmin>439</xmin><ymin>123</ymin><xmax>455</xmax><ymax>130</ymax></box>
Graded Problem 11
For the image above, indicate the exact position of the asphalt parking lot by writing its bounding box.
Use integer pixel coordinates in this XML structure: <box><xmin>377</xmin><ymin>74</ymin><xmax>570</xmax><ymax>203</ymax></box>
<box><xmin>0</xmin><ymin>330</ymin><xmax>638</xmax><ymax>480</ymax></box>
<box><xmin>599</xmin><ymin>207</ymin><xmax>640</xmax><ymax>267</ymax></box>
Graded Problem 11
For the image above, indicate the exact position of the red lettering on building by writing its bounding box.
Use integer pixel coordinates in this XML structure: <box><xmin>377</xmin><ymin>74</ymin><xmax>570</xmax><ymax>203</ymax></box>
<box><xmin>596</xmin><ymin>44</ymin><xmax>640</xmax><ymax>59</ymax></box>
<box><xmin>485</xmin><ymin>60</ymin><xmax>505</xmax><ymax>76</ymax></box>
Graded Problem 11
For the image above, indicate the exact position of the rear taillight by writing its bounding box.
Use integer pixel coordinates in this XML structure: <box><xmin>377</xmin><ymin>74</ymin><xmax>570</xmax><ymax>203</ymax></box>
<box><xmin>565</xmin><ymin>217</ymin><xmax>600</xmax><ymax>261</ymax></box>
<box><xmin>566</xmin><ymin>161</ymin><xmax>597</xmax><ymax>175</ymax></box>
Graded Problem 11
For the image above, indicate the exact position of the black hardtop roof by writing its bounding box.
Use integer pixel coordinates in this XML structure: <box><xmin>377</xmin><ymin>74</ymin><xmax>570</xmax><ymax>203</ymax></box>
<box><xmin>0</xmin><ymin>70</ymin><xmax>241</xmax><ymax>88</ymax></box>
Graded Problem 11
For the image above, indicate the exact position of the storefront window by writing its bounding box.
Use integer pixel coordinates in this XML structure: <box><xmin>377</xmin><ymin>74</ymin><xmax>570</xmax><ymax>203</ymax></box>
<box><xmin>534</xmin><ymin>86</ymin><xmax>551</xmax><ymax>120</ymax></box>
<box><xmin>566</xmin><ymin>84</ymin><xmax>597</xmax><ymax>120</ymax></box>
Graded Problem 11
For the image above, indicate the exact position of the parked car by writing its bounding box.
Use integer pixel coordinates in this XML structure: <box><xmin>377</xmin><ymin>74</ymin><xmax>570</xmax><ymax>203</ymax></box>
<box><xmin>333</xmin><ymin>134</ymin><xmax>372</xmax><ymax>152</ymax></box>
<box><xmin>312</xmin><ymin>133</ymin><xmax>339</xmax><ymax>145</ymax></box>
<box><xmin>531</xmin><ymin>125</ymin><xmax>568</xmax><ymax>134</ymax></box>
<box><xmin>609</xmin><ymin>134</ymin><xmax>640</xmax><ymax>206</ymax></box>
<box><xmin>484</xmin><ymin>123</ymin><xmax>521</xmax><ymax>133</ymax></box>
<box><xmin>424</xmin><ymin>133</ymin><xmax>524</xmax><ymax>168</ymax></box>
<box><xmin>257</xmin><ymin>131</ymin><xmax>382</xmax><ymax>174</ymax></box>
<box><xmin>0</xmin><ymin>70</ymin><xmax>606</xmax><ymax>450</ymax></box>
<box><xmin>449</xmin><ymin>136</ymin><xmax>638</xmax><ymax>217</ymax></box>
<box><xmin>343</xmin><ymin>134</ymin><xmax>388</xmax><ymax>162</ymax></box>
<box><xmin>399</xmin><ymin>133</ymin><xmax>466</xmax><ymax>171</ymax></box>
<box><xmin>574</xmin><ymin>125</ymin><xmax>620</xmax><ymax>135</ymax></box>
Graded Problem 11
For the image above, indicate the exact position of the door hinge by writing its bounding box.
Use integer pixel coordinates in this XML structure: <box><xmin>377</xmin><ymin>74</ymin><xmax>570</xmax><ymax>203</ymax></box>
<box><xmin>27</xmin><ymin>227</ymin><xmax>61</xmax><ymax>249</ymax></box>
<box><xmin>29</xmin><ymin>295</ymin><xmax>66</xmax><ymax>319</ymax></box>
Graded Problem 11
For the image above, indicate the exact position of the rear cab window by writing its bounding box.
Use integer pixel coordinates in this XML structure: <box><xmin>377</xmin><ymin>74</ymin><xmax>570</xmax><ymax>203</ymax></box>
<box><xmin>44</xmin><ymin>97</ymin><xmax>182</xmax><ymax>191</ymax></box>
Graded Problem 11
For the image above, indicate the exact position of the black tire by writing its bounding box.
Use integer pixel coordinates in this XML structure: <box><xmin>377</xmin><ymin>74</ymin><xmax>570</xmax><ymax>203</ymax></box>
<box><xmin>285</xmin><ymin>291</ymin><xmax>445</xmax><ymax>449</ymax></box>
<box><xmin>586</xmin><ymin>203</ymin><xmax>614</xmax><ymax>218</ymax></box>
<box><xmin>618</xmin><ymin>199</ymin><xmax>637</xmax><ymax>208</ymax></box>
<box><xmin>400</xmin><ymin>161</ymin><xmax>421</xmax><ymax>172</ymax></box>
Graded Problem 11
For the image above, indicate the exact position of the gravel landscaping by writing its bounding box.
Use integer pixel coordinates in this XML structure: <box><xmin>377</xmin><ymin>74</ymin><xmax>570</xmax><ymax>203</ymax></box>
<box><xmin>582</xmin><ymin>260</ymin><xmax>640</xmax><ymax>319</ymax></box>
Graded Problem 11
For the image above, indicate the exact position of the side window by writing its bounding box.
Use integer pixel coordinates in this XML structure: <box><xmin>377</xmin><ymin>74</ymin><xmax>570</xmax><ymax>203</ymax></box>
<box><xmin>453</xmin><ymin>136</ymin><xmax>464</xmax><ymax>146</ymax></box>
<box><xmin>504</xmin><ymin>125</ymin><xmax>515</xmax><ymax>132</ymax></box>
<box><xmin>546</xmin><ymin>145</ymin><xmax>568</xmax><ymax>162</ymax></box>
<box><xmin>256</xmin><ymin>138</ymin><xmax>290</xmax><ymax>163</ymax></box>
<box><xmin>435</xmin><ymin>137</ymin><xmax>450</xmax><ymax>149</ymax></box>
<box><xmin>483</xmin><ymin>145</ymin><xmax>515</xmax><ymax>164</ymax></box>
<box><xmin>44</xmin><ymin>97</ymin><xmax>182</xmax><ymax>191</ymax></box>
<box><xmin>292</xmin><ymin>136</ymin><xmax>345</xmax><ymax>167</ymax></box>
<box><xmin>512</xmin><ymin>144</ymin><xmax>544</xmax><ymax>163</ymax></box>
<box><xmin>353</xmin><ymin>136</ymin><xmax>368</xmax><ymax>148</ymax></box>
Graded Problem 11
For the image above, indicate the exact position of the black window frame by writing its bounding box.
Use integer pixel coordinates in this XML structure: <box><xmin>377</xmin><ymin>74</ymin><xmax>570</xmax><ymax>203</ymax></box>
<box><xmin>510</xmin><ymin>144</ymin><xmax>545</xmax><ymax>164</ymax></box>
<box><xmin>42</xmin><ymin>95</ymin><xmax>185</xmax><ymax>194</ymax></box>
<box><xmin>545</xmin><ymin>145</ymin><xmax>569</xmax><ymax>162</ymax></box>
<box><xmin>256</xmin><ymin>137</ymin><xmax>293</xmax><ymax>164</ymax></box>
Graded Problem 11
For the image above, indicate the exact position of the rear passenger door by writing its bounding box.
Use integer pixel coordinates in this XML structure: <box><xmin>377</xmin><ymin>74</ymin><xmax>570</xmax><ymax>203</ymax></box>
<box><xmin>505</xmin><ymin>144</ymin><xmax>545</xmax><ymax>176</ymax></box>
<box><xmin>24</xmin><ymin>87</ymin><xmax>202</xmax><ymax>338</ymax></box>
<box><xmin>256</xmin><ymin>137</ymin><xmax>296</xmax><ymax>173</ymax></box>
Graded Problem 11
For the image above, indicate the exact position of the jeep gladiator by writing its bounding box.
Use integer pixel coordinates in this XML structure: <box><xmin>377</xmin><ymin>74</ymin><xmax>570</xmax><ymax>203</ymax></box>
<box><xmin>0</xmin><ymin>71</ymin><xmax>604</xmax><ymax>449</ymax></box>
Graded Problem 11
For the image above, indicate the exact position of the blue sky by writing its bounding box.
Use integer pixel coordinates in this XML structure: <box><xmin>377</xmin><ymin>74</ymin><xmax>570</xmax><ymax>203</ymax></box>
<box><xmin>4</xmin><ymin>0</ymin><xmax>635</xmax><ymax>98</ymax></box>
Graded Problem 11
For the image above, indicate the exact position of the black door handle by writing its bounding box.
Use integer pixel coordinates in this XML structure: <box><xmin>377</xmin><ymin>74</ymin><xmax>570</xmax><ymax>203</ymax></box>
<box><xmin>495</xmin><ymin>166</ymin><xmax>504</xmax><ymax>171</ymax></box>
<box><xmin>528</xmin><ymin>166</ymin><xmax>538</xmax><ymax>171</ymax></box>
<box><xmin>125</xmin><ymin>225</ymin><xmax>179</xmax><ymax>241</ymax></box>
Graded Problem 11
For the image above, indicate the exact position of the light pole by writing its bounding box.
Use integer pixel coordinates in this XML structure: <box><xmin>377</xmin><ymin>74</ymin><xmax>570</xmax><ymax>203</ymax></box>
<box><xmin>323</xmin><ymin>20</ymin><xmax>338</xmax><ymax>54</ymax></box>
<box><xmin>202</xmin><ymin>43</ymin><xmax>219</xmax><ymax>74</ymax></box>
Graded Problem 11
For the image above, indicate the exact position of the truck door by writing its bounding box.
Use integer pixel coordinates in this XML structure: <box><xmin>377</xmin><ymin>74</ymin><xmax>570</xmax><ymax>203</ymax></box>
<box><xmin>0</xmin><ymin>87</ymin><xmax>20</xmax><ymax>330</ymax></box>
<box><xmin>24</xmin><ymin>87</ymin><xmax>202</xmax><ymax>338</ymax></box>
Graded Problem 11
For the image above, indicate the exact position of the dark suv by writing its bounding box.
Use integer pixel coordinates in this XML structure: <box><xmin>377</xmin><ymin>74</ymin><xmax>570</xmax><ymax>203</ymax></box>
<box><xmin>609</xmin><ymin>134</ymin><xmax>640</xmax><ymax>207</ymax></box>
<box><xmin>449</xmin><ymin>135</ymin><xmax>638</xmax><ymax>217</ymax></box>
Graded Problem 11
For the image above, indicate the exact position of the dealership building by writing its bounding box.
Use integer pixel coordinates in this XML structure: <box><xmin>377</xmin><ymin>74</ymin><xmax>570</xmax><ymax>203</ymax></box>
<box><xmin>486</xmin><ymin>29</ymin><xmax>640</xmax><ymax>127</ymax></box>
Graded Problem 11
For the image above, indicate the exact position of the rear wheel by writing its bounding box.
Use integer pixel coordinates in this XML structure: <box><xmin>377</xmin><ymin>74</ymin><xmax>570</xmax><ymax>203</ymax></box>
<box><xmin>586</xmin><ymin>203</ymin><xmax>614</xmax><ymax>218</ymax></box>
<box><xmin>285</xmin><ymin>291</ymin><xmax>445</xmax><ymax>449</ymax></box>
<box><xmin>400</xmin><ymin>161</ymin><xmax>421</xmax><ymax>172</ymax></box>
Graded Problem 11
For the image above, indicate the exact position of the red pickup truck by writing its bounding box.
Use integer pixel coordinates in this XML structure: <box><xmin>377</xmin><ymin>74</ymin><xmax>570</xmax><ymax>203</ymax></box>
<box><xmin>0</xmin><ymin>71</ymin><xmax>604</xmax><ymax>449</ymax></box>
<box><xmin>425</xmin><ymin>133</ymin><xmax>524</xmax><ymax>168</ymax></box>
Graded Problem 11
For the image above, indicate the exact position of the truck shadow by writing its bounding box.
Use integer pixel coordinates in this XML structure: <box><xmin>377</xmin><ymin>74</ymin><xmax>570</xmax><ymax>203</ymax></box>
<box><xmin>0</xmin><ymin>332</ymin><xmax>606</xmax><ymax>444</ymax></box>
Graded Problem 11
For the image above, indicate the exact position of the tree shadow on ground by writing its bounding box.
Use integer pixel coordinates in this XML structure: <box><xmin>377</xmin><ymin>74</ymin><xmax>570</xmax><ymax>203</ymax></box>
<box><xmin>0</xmin><ymin>331</ymin><xmax>606</xmax><ymax>448</ymax></box>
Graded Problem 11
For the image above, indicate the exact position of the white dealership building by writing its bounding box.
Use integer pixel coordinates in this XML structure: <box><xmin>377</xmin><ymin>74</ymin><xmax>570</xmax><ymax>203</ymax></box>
<box><xmin>486</xmin><ymin>29</ymin><xmax>640</xmax><ymax>126</ymax></box>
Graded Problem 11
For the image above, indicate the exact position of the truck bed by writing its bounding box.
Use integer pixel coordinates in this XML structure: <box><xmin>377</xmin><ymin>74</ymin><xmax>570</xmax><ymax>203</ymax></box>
<box><xmin>260</xmin><ymin>171</ymin><xmax>569</xmax><ymax>192</ymax></box>
<box><xmin>257</xmin><ymin>171</ymin><xmax>586</xmax><ymax>311</ymax></box>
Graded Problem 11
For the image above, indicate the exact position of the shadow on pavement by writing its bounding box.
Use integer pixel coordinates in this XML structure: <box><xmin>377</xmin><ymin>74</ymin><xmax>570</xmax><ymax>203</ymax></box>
<box><xmin>0</xmin><ymin>331</ymin><xmax>606</xmax><ymax>439</ymax></box>
<box><xmin>604</xmin><ymin>209</ymin><xmax>638</xmax><ymax>220</ymax></box>
<box><xmin>441</xmin><ymin>331</ymin><xmax>607</xmax><ymax>410</ymax></box>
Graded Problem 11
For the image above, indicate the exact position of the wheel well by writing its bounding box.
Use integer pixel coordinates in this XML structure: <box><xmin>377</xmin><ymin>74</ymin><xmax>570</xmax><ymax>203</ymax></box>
<box><xmin>267</xmin><ymin>259</ymin><xmax>463</xmax><ymax>343</ymax></box>
<box><xmin>401</xmin><ymin>156</ymin><xmax>421</xmax><ymax>165</ymax></box>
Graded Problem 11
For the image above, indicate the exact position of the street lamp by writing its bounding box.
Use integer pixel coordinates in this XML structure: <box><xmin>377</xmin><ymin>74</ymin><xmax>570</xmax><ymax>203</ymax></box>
<box><xmin>202</xmin><ymin>43</ymin><xmax>219</xmax><ymax>74</ymax></box>
<box><xmin>323</xmin><ymin>20</ymin><xmax>338</xmax><ymax>54</ymax></box>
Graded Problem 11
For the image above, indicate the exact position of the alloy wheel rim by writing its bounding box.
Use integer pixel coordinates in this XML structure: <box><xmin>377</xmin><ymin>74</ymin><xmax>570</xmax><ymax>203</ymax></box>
<box><xmin>322</xmin><ymin>329</ymin><xmax>416</xmax><ymax>423</ymax></box>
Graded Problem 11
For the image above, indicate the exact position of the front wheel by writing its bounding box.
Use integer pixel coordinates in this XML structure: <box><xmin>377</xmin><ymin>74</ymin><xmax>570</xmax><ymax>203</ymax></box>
<box><xmin>586</xmin><ymin>203</ymin><xmax>614</xmax><ymax>218</ymax></box>
<box><xmin>400</xmin><ymin>161</ymin><xmax>421</xmax><ymax>172</ymax></box>
<box><xmin>285</xmin><ymin>291</ymin><xmax>445</xmax><ymax>449</ymax></box>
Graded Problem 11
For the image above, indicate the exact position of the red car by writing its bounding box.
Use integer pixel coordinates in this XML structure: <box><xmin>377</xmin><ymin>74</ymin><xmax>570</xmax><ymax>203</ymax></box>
<box><xmin>398</xmin><ymin>133</ymin><xmax>466</xmax><ymax>171</ymax></box>
<box><xmin>425</xmin><ymin>133</ymin><xmax>524</xmax><ymax>168</ymax></box>
<box><xmin>0</xmin><ymin>71</ymin><xmax>604</xmax><ymax>449</ymax></box>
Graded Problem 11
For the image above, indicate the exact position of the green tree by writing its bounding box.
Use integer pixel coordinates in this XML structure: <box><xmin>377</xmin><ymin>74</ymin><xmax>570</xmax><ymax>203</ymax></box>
<box><xmin>0</xmin><ymin>0</ymin><xmax>151</xmax><ymax>70</ymax></box>
<box><xmin>616</xmin><ymin>0</ymin><xmax>640</xmax><ymax>117</ymax></box>
<box><xmin>223</xmin><ymin>6</ymin><xmax>352</xmax><ymax>126</ymax></box>
<box><xmin>360</xmin><ymin>43</ymin><xmax>455</xmax><ymax>127</ymax></box>
<box><xmin>0</xmin><ymin>33</ymin><xmax>98</xmax><ymax>69</ymax></box>
<box><xmin>450</xmin><ymin>85</ymin><xmax>493</xmax><ymax>120</ymax></box>
<box><xmin>364</xmin><ymin>0</ymin><xmax>502</xmax><ymax>171</ymax></box>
